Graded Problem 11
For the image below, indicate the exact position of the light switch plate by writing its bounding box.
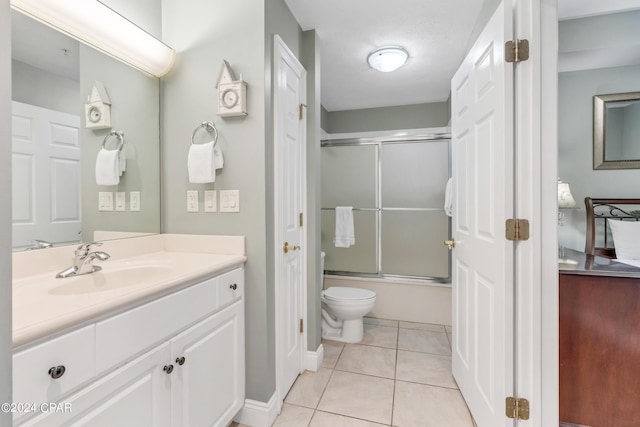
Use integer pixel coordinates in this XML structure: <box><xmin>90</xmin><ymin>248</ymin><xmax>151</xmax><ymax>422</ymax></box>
<box><xmin>115</xmin><ymin>192</ymin><xmax>126</xmax><ymax>211</ymax></box>
<box><xmin>220</xmin><ymin>190</ymin><xmax>240</xmax><ymax>213</ymax></box>
<box><xmin>204</xmin><ymin>190</ymin><xmax>217</xmax><ymax>212</ymax></box>
<box><xmin>98</xmin><ymin>192</ymin><xmax>113</xmax><ymax>211</ymax></box>
<box><xmin>187</xmin><ymin>190</ymin><xmax>199</xmax><ymax>212</ymax></box>
<box><xmin>130</xmin><ymin>191</ymin><xmax>141</xmax><ymax>212</ymax></box>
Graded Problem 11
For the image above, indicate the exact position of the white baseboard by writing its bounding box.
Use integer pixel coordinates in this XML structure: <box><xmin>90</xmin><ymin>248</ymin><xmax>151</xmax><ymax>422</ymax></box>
<box><xmin>304</xmin><ymin>343</ymin><xmax>324</xmax><ymax>372</ymax></box>
<box><xmin>233</xmin><ymin>392</ymin><xmax>280</xmax><ymax>427</ymax></box>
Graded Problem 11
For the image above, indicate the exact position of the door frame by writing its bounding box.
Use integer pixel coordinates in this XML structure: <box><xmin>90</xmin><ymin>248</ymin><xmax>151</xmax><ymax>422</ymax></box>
<box><xmin>273</xmin><ymin>34</ymin><xmax>308</xmax><ymax>406</ymax></box>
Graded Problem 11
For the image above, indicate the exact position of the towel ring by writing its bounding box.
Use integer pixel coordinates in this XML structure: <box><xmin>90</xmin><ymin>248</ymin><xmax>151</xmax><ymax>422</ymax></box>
<box><xmin>102</xmin><ymin>130</ymin><xmax>124</xmax><ymax>152</ymax></box>
<box><xmin>191</xmin><ymin>121</ymin><xmax>218</xmax><ymax>146</ymax></box>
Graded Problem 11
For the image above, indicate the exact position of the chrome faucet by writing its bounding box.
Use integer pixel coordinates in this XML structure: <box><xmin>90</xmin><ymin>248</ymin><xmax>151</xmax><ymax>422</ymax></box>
<box><xmin>56</xmin><ymin>242</ymin><xmax>110</xmax><ymax>278</ymax></box>
<box><xmin>25</xmin><ymin>239</ymin><xmax>54</xmax><ymax>250</ymax></box>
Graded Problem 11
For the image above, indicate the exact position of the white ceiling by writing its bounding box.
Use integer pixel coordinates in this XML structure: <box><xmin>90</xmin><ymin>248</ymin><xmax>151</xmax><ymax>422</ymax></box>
<box><xmin>284</xmin><ymin>0</ymin><xmax>483</xmax><ymax>112</ymax></box>
<box><xmin>285</xmin><ymin>0</ymin><xmax>640</xmax><ymax>112</ymax></box>
<box><xmin>11</xmin><ymin>10</ymin><xmax>79</xmax><ymax>81</ymax></box>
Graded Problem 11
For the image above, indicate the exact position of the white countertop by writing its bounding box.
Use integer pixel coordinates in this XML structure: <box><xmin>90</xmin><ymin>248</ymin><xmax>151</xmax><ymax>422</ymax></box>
<box><xmin>12</xmin><ymin>234</ymin><xmax>246</xmax><ymax>348</ymax></box>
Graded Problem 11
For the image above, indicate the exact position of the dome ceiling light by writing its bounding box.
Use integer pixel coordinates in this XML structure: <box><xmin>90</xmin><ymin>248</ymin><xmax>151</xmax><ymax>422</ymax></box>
<box><xmin>367</xmin><ymin>46</ymin><xmax>409</xmax><ymax>72</ymax></box>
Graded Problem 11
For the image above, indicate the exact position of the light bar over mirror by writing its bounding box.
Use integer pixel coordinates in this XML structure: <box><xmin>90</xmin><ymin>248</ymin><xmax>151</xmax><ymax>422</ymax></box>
<box><xmin>10</xmin><ymin>0</ymin><xmax>176</xmax><ymax>77</ymax></box>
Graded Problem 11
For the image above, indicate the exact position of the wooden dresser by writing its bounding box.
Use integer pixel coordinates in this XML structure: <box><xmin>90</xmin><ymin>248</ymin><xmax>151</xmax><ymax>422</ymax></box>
<box><xmin>559</xmin><ymin>249</ymin><xmax>640</xmax><ymax>427</ymax></box>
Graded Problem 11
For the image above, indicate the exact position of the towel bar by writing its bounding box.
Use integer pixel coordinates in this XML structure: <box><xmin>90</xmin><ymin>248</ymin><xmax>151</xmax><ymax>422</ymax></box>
<box><xmin>191</xmin><ymin>121</ymin><xmax>218</xmax><ymax>145</ymax></box>
<box><xmin>102</xmin><ymin>130</ymin><xmax>124</xmax><ymax>151</ymax></box>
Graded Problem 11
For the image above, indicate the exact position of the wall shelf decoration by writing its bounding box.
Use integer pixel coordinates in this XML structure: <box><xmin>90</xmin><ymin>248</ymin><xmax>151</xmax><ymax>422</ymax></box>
<box><xmin>216</xmin><ymin>60</ymin><xmax>247</xmax><ymax>118</ymax></box>
<box><xmin>85</xmin><ymin>81</ymin><xmax>112</xmax><ymax>130</ymax></box>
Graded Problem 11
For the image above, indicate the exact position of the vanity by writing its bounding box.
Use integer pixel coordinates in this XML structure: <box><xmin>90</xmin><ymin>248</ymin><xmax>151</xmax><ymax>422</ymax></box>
<box><xmin>11</xmin><ymin>234</ymin><xmax>246</xmax><ymax>427</ymax></box>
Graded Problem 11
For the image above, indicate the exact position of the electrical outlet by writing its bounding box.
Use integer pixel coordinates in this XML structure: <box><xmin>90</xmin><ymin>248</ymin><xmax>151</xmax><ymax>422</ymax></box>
<box><xmin>115</xmin><ymin>192</ymin><xmax>126</xmax><ymax>211</ymax></box>
<box><xmin>187</xmin><ymin>190</ymin><xmax>199</xmax><ymax>212</ymax></box>
<box><xmin>130</xmin><ymin>191</ymin><xmax>141</xmax><ymax>212</ymax></box>
<box><xmin>98</xmin><ymin>192</ymin><xmax>114</xmax><ymax>211</ymax></box>
<box><xmin>204</xmin><ymin>190</ymin><xmax>217</xmax><ymax>212</ymax></box>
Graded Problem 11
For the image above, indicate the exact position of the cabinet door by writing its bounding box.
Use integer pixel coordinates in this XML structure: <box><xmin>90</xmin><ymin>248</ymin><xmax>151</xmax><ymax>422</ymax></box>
<box><xmin>171</xmin><ymin>301</ymin><xmax>245</xmax><ymax>427</ymax></box>
<box><xmin>19</xmin><ymin>343</ymin><xmax>172</xmax><ymax>427</ymax></box>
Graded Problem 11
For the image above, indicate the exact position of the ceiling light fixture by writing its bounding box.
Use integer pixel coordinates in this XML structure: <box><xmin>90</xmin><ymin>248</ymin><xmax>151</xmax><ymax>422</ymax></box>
<box><xmin>10</xmin><ymin>0</ymin><xmax>176</xmax><ymax>77</ymax></box>
<box><xmin>367</xmin><ymin>46</ymin><xmax>409</xmax><ymax>72</ymax></box>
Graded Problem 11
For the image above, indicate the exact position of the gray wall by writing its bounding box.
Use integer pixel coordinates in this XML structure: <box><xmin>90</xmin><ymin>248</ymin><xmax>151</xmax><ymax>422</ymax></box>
<box><xmin>558</xmin><ymin>65</ymin><xmax>640</xmax><ymax>250</ymax></box>
<box><xmin>161</xmin><ymin>0</ymin><xmax>303</xmax><ymax>403</ymax></box>
<box><xmin>101</xmin><ymin>0</ymin><xmax>162</xmax><ymax>38</ymax></box>
<box><xmin>12</xmin><ymin>60</ymin><xmax>79</xmax><ymax>115</ymax></box>
<box><xmin>0</xmin><ymin>0</ymin><xmax>12</xmax><ymax>422</ymax></box>
<box><xmin>79</xmin><ymin>45</ymin><xmax>161</xmax><ymax>239</ymax></box>
<box><xmin>466</xmin><ymin>0</ymin><xmax>501</xmax><ymax>54</ymax></box>
<box><xmin>324</xmin><ymin>102</ymin><xmax>449</xmax><ymax>134</ymax></box>
<box><xmin>301</xmin><ymin>30</ymin><xmax>322</xmax><ymax>351</ymax></box>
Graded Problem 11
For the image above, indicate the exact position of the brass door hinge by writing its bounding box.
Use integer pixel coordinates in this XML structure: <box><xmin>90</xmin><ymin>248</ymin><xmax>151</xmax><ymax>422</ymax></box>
<box><xmin>299</xmin><ymin>104</ymin><xmax>307</xmax><ymax>120</ymax></box>
<box><xmin>299</xmin><ymin>319</ymin><xmax>304</xmax><ymax>333</ymax></box>
<box><xmin>505</xmin><ymin>39</ymin><xmax>529</xmax><ymax>63</ymax></box>
<box><xmin>299</xmin><ymin>212</ymin><xmax>303</xmax><ymax>227</ymax></box>
<box><xmin>506</xmin><ymin>396</ymin><xmax>530</xmax><ymax>420</ymax></box>
<box><xmin>505</xmin><ymin>218</ymin><xmax>530</xmax><ymax>241</ymax></box>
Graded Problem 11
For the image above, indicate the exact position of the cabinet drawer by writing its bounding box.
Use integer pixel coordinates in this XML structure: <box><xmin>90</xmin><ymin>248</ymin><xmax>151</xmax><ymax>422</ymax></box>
<box><xmin>216</xmin><ymin>268</ymin><xmax>244</xmax><ymax>309</ymax></box>
<box><xmin>95</xmin><ymin>276</ymin><xmax>218</xmax><ymax>373</ymax></box>
<box><xmin>13</xmin><ymin>325</ymin><xmax>95</xmax><ymax>408</ymax></box>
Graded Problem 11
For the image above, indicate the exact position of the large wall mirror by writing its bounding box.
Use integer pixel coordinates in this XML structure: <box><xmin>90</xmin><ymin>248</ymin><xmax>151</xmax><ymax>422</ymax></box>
<box><xmin>10</xmin><ymin>4</ymin><xmax>162</xmax><ymax>251</ymax></box>
<box><xmin>593</xmin><ymin>91</ymin><xmax>640</xmax><ymax>169</ymax></box>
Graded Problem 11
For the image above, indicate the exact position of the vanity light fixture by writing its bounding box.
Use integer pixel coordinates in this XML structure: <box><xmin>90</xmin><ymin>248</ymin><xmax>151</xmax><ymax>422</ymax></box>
<box><xmin>10</xmin><ymin>0</ymin><xmax>176</xmax><ymax>77</ymax></box>
<box><xmin>367</xmin><ymin>46</ymin><xmax>409</xmax><ymax>72</ymax></box>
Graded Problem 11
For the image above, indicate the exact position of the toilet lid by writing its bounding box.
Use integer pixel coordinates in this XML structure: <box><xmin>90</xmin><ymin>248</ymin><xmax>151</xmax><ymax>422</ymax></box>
<box><xmin>323</xmin><ymin>287</ymin><xmax>376</xmax><ymax>301</ymax></box>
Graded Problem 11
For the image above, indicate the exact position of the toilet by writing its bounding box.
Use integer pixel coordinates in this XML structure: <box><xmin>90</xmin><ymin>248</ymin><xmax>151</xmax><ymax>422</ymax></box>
<box><xmin>320</xmin><ymin>252</ymin><xmax>377</xmax><ymax>343</ymax></box>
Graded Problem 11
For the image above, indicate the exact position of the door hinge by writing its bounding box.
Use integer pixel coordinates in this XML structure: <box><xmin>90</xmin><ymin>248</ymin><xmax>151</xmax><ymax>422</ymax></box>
<box><xmin>505</xmin><ymin>218</ymin><xmax>530</xmax><ymax>241</ymax></box>
<box><xmin>299</xmin><ymin>104</ymin><xmax>307</xmax><ymax>120</ymax></box>
<box><xmin>506</xmin><ymin>396</ymin><xmax>530</xmax><ymax>420</ymax></box>
<box><xmin>299</xmin><ymin>319</ymin><xmax>304</xmax><ymax>333</ymax></box>
<box><xmin>299</xmin><ymin>212</ymin><xmax>303</xmax><ymax>227</ymax></box>
<box><xmin>505</xmin><ymin>39</ymin><xmax>529</xmax><ymax>63</ymax></box>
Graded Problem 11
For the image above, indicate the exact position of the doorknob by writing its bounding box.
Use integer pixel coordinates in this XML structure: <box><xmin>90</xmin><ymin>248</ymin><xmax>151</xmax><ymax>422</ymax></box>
<box><xmin>283</xmin><ymin>242</ymin><xmax>301</xmax><ymax>254</ymax></box>
<box><xmin>444</xmin><ymin>239</ymin><xmax>456</xmax><ymax>250</ymax></box>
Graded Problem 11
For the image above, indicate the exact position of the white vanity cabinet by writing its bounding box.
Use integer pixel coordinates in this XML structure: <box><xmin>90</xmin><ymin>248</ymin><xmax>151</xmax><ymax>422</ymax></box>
<box><xmin>14</xmin><ymin>266</ymin><xmax>245</xmax><ymax>427</ymax></box>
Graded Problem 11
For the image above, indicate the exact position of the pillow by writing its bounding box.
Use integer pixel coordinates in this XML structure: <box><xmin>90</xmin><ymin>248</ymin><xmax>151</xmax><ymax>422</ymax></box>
<box><xmin>608</xmin><ymin>220</ymin><xmax>640</xmax><ymax>260</ymax></box>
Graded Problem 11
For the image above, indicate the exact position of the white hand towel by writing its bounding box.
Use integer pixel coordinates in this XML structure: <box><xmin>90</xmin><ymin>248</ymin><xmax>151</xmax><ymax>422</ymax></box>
<box><xmin>118</xmin><ymin>150</ymin><xmax>126</xmax><ymax>176</ymax></box>
<box><xmin>213</xmin><ymin>144</ymin><xmax>224</xmax><ymax>170</ymax></box>
<box><xmin>95</xmin><ymin>148</ymin><xmax>120</xmax><ymax>186</ymax></box>
<box><xmin>188</xmin><ymin>141</ymin><xmax>217</xmax><ymax>183</ymax></box>
<box><xmin>444</xmin><ymin>177</ymin><xmax>453</xmax><ymax>217</ymax></box>
<box><xmin>334</xmin><ymin>206</ymin><xmax>355</xmax><ymax>248</ymax></box>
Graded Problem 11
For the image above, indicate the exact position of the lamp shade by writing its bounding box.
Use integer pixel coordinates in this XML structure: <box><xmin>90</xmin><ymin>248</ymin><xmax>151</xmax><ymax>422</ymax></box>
<box><xmin>11</xmin><ymin>0</ymin><xmax>176</xmax><ymax>77</ymax></box>
<box><xmin>558</xmin><ymin>180</ymin><xmax>577</xmax><ymax>209</ymax></box>
<box><xmin>367</xmin><ymin>46</ymin><xmax>409</xmax><ymax>72</ymax></box>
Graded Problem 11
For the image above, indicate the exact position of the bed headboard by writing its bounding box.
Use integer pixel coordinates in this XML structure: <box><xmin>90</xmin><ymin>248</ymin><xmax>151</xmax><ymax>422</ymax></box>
<box><xmin>585</xmin><ymin>197</ymin><xmax>640</xmax><ymax>257</ymax></box>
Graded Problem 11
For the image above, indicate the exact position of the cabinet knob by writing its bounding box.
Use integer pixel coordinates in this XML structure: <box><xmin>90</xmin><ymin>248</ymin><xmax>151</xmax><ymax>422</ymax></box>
<box><xmin>163</xmin><ymin>364</ymin><xmax>174</xmax><ymax>374</ymax></box>
<box><xmin>175</xmin><ymin>356</ymin><xmax>186</xmax><ymax>366</ymax></box>
<box><xmin>48</xmin><ymin>365</ymin><xmax>66</xmax><ymax>379</ymax></box>
<box><xmin>229</xmin><ymin>283</ymin><xmax>237</xmax><ymax>291</ymax></box>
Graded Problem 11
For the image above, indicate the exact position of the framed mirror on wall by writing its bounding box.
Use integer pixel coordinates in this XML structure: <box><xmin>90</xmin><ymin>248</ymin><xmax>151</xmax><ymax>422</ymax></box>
<box><xmin>593</xmin><ymin>91</ymin><xmax>640</xmax><ymax>170</ymax></box>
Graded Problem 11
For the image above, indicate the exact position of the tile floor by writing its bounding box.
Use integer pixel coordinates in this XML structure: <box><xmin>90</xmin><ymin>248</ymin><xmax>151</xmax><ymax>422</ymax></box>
<box><xmin>233</xmin><ymin>318</ymin><xmax>476</xmax><ymax>427</ymax></box>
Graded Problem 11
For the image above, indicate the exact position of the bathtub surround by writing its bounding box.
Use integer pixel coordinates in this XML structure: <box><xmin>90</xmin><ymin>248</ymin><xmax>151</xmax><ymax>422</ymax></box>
<box><xmin>0</xmin><ymin>1</ymin><xmax>12</xmax><ymax>421</ymax></box>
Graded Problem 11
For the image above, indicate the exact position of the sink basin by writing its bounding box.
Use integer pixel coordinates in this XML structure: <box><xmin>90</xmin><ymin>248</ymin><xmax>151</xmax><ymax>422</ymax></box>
<box><xmin>49</xmin><ymin>264</ymin><xmax>175</xmax><ymax>295</ymax></box>
<box><xmin>558</xmin><ymin>258</ymin><xmax>579</xmax><ymax>269</ymax></box>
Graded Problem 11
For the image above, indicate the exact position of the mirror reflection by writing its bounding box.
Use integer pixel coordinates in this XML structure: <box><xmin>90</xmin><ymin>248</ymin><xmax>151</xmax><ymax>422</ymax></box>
<box><xmin>594</xmin><ymin>92</ymin><xmax>640</xmax><ymax>168</ymax></box>
<box><xmin>10</xmin><ymin>10</ymin><xmax>161</xmax><ymax>251</ymax></box>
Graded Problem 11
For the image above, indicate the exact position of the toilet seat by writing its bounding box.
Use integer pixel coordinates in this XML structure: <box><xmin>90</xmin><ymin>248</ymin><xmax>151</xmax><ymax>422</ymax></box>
<box><xmin>323</xmin><ymin>287</ymin><xmax>376</xmax><ymax>302</ymax></box>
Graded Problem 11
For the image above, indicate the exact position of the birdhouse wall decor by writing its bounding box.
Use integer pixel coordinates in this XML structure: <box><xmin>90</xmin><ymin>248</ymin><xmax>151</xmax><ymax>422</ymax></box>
<box><xmin>84</xmin><ymin>81</ymin><xmax>112</xmax><ymax>130</ymax></box>
<box><xmin>216</xmin><ymin>60</ymin><xmax>247</xmax><ymax>117</ymax></box>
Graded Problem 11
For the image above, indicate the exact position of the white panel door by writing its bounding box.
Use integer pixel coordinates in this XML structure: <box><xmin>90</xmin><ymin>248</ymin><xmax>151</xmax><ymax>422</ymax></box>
<box><xmin>12</xmin><ymin>101</ymin><xmax>81</xmax><ymax>249</ymax></box>
<box><xmin>450</xmin><ymin>2</ymin><xmax>515</xmax><ymax>426</ymax></box>
<box><xmin>274</xmin><ymin>34</ymin><xmax>307</xmax><ymax>400</ymax></box>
